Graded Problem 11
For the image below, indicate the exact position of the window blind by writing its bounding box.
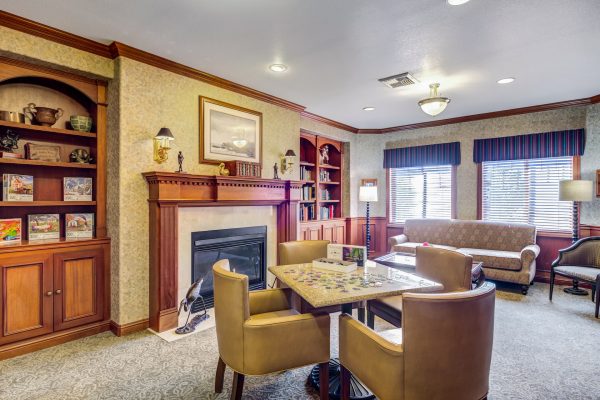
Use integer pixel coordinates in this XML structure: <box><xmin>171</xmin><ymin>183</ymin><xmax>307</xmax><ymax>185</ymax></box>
<box><xmin>482</xmin><ymin>157</ymin><xmax>573</xmax><ymax>232</ymax></box>
<box><xmin>389</xmin><ymin>165</ymin><xmax>453</xmax><ymax>224</ymax></box>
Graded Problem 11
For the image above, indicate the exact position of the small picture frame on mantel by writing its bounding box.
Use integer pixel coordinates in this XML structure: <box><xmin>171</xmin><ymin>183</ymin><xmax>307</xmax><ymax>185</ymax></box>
<box><xmin>596</xmin><ymin>170</ymin><xmax>600</xmax><ymax>197</ymax></box>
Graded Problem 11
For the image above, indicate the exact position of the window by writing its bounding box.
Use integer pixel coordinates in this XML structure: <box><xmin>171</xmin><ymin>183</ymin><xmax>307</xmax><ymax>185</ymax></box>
<box><xmin>388</xmin><ymin>165</ymin><xmax>453</xmax><ymax>224</ymax></box>
<box><xmin>481</xmin><ymin>157</ymin><xmax>573</xmax><ymax>232</ymax></box>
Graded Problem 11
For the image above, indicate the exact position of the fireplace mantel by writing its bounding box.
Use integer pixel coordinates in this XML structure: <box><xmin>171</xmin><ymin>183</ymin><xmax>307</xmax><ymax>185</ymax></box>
<box><xmin>143</xmin><ymin>172</ymin><xmax>301</xmax><ymax>332</ymax></box>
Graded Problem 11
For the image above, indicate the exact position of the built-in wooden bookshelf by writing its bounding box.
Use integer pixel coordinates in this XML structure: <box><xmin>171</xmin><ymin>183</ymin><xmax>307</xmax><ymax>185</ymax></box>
<box><xmin>299</xmin><ymin>130</ymin><xmax>346</xmax><ymax>243</ymax></box>
<box><xmin>0</xmin><ymin>56</ymin><xmax>110</xmax><ymax>359</ymax></box>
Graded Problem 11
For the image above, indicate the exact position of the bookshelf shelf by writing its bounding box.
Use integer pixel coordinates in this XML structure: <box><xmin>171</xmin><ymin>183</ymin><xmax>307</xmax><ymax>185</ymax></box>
<box><xmin>0</xmin><ymin>201</ymin><xmax>96</xmax><ymax>207</ymax></box>
<box><xmin>0</xmin><ymin>119</ymin><xmax>97</xmax><ymax>138</ymax></box>
<box><xmin>0</xmin><ymin>158</ymin><xmax>97</xmax><ymax>169</ymax></box>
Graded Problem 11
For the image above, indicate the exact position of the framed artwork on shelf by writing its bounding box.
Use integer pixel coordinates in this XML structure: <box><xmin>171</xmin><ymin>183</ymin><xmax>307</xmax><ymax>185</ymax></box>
<box><xmin>361</xmin><ymin>178</ymin><xmax>377</xmax><ymax>187</ymax></box>
<box><xmin>199</xmin><ymin>96</ymin><xmax>262</xmax><ymax>165</ymax></box>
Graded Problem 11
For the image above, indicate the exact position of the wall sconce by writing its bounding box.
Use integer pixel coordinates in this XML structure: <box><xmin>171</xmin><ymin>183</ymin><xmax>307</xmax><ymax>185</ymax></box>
<box><xmin>153</xmin><ymin>127</ymin><xmax>175</xmax><ymax>164</ymax></box>
<box><xmin>280</xmin><ymin>149</ymin><xmax>296</xmax><ymax>175</ymax></box>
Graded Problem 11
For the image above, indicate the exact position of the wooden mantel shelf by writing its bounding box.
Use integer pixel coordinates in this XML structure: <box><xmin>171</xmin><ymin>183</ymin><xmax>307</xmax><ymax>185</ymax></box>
<box><xmin>142</xmin><ymin>172</ymin><xmax>302</xmax><ymax>204</ymax></box>
<box><xmin>143</xmin><ymin>171</ymin><xmax>302</xmax><ymax>332</ymax></box>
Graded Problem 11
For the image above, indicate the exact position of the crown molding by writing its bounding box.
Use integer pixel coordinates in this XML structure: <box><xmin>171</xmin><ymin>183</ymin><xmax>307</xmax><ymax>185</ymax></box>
<box><xmin>0</xmin><ymin>10</ymin><xmax>113</xmax><ymax>58</ymax></box>
<box><xmin>300</xmin><ymin>111</ymin><xmax>358</xmax><ymax>133</ymax></box>
<box><xmin>2</xmin><ymin>10</ymin><xmax>599</xmax><ymax>134</ymax></box>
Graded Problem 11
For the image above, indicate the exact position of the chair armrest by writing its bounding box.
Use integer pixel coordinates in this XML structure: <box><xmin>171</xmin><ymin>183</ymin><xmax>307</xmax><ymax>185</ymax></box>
<box><xmin>248</xmin><ymin>288</ymin><xmax>292</xmax><ymax>315</ymax></box>
<box><xmin>389</xmin><ymin>234</ymin><xmax>409</xmax><ymax>250</ymax></box>
<box><xmin>243</xmin><ymin>313</ymin><xmax>330</xmax><ymax>374</ymax></box>
<box><xmin>521</xmin><ymin>244</ymin><xmax>540</xmax><ymax>268</ymax></box>
<box><xmin>339</xmin><ymin>314</ymin><xmax>403</xmax><ymax>399</ymax></box>
<box><xmin>552</xmin><ymin>237</ymin><xmax>600</xmax><ymax>268</ymax></box>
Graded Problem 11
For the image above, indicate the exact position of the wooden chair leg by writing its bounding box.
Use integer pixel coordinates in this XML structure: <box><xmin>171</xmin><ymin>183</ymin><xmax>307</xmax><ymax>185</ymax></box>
<box><xmin>367</xmin><ymin>309</ymin><xmax>375</xmax><ymax>329</ymax></box>
<box><xmin>319</xmin><ymin>361</ymin><xmax>329</xmax><ymax>400</ymax></box>
<box><xmin>549</xmin><ymin>269</ymin><xmax>555</xmax><ymax>301</ymax></box>
<box><xmin>215</xmin><ymin>357</ymin><xmax>226</xmax><ymax>393</ymax></box>
<box><xmin>595</xmin><ymin>278</ymin><xmax>600</xmax><ymax>318</ymax></box>
<box><xmin>340</xmin><ymin>364</ymin><xmax>351</xmax><ymax>400</ymax></box>
<box><xmin>231</xmin><ymin>372</ymin><xmax>245</xmax><ymax>400</ymax></box>
<box><xmin>357</xmin><ymin>305</ymin><xmax>365</xmax><ymax>323</ymax></box>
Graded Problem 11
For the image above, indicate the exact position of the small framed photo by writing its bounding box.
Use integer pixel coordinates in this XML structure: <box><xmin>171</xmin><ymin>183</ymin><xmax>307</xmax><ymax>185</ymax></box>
<box><xmin>28</xmin><ymin>214</ymin><xmax>60</xmax><ymax>241</ymax></box>
<box><xmin>65</xmin><ymin>213</ymin><xmax>94</xmax><ymax>238</ymax></box>
<box><xmin>199</xmin><ymin>96</ymin><xmax>262</xmax><ymax>166</ymax></box>
<box><xmin>63</xmin><ymin>177</ymin><xmax>93</xmax><ymax>201</ymax></box>
<box><xmin>0</xmin><ymin>218</ymin><xmax>21</xmax><ymax>244</ymax></box>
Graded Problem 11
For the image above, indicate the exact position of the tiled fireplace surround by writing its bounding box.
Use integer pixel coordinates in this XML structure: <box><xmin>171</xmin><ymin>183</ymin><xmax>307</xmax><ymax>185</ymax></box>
<box><xmin>144</xmin><ymin>172</ymin><xmax>301</xmax><ymax>332</ymax></box>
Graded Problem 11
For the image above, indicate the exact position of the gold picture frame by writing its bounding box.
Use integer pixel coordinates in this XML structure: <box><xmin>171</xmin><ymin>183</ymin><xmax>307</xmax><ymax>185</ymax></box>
<box><xmin>199</xmin><ymin>96</ymin><xmax>263</xmax><ymax>166</ymax></box>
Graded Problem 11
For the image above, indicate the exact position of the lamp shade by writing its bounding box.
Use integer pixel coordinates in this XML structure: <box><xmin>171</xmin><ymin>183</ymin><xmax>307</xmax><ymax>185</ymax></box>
<box><xmin>284</xmin><ymin>149</ymin><xmax>296</xmax><ymax>157</ymax></box>
<box><xmin>559</xmin><ymin>180</ymin><xmax>593</xmax><ymax>202</ymax></box>
<box><xmin>359</xmin><ymin>186</ymin><xmax>378</xmax><ymax>202</ymax></box>
<box><xmin>155</xmin><ymin>127</ymin><xmax>175</xmax><ymax>140</ymax></box>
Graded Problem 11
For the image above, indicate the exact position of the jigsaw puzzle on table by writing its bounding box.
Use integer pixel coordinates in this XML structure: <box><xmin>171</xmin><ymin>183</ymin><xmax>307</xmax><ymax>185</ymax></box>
<box><xmin>282</xmin><ymin>268</ymin><xmax>428</xmax><ymax>293</ymax></box>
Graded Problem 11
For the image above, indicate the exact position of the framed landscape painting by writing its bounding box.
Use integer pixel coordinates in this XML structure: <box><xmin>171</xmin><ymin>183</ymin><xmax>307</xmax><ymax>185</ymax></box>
<box><xmin>199</xmin><ymin>96</ymin><xmax>262</xmax><ymax>165</ymax></box>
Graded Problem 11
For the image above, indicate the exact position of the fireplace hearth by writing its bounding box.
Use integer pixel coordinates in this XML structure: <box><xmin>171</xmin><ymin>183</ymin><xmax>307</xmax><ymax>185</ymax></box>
<box><xmin>191</xmin><ymin>226</ymin><xmax>267</xmax><ymax>311</ymax></box>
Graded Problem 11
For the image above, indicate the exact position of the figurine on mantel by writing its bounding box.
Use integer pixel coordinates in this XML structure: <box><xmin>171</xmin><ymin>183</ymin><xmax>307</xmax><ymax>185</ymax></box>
<box><xmin>273</xmin><ymin>162</ymin><xmax>279</xmax><ymax>179</ymax></box>
<box><xmin>176</xmin><ymin>151</ymin><xmax>185</xmax><ymax>173</ymax></box>
<box><xmin>218</xmin><ymin>162</ymin><xmax>230</xmax><ymax>176</ymax></box>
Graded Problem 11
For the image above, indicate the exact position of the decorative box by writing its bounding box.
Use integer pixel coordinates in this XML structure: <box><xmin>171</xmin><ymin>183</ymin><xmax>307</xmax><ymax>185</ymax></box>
<box><xmin>327</xmin><ymin>244</ymin><xmax>367</xmax><ymax>267</ymax></box>
<box><xmin>3</xmin><ymin>174</ymin><xmax>34</xmax><ymax>201</ymax></box>
<box><xmin>312</xmin><ymin>258</ymin><xmax>357</xmax><ymax>273</ymax></box>
<box><xmin>65</xmin><ymin>213</ymin><xmax>94</xmax><ymax>238</ymax></box>
<box><xmin>28</xmin><ymin>214</ymin><xmax>60</xmax><ymax>241</ymax></box>
<box><xmin>224</xmin><ymin>160</ymin><xmax>261</xmax><ymax>177</ymax></box>
<box><xmin>63</xmin><ymin>177</ymin><xmax>93</xmax><ymax>201</ymax></box>
<box><xmin>0</xmin><ymin>218</ymin><xmax>21</xmax><ymax>244</ymax></box>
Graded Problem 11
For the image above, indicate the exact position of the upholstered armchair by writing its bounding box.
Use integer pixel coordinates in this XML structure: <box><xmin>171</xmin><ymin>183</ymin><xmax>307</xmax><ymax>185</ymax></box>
<box><xmin>550</xmin><ymin>237</ymin><xmax>600</xmax><ymax>318</ymax></box>
<box><xmin>278</xmin><ymin>240</ymin><xmax>329</xmax><ymax>264</ymax></box>
<box><xmin>340</xmin><ymin>282</ymin><xmax>496</xmax><ymax>400</ymax></box>
<box><xmin>212</xmin><ymin>259</ymin><xmax>331</xmax><ymax>400</ymax></box>
<box><xmin>367</xmin><ymin>246</ymin><xmax>473</xmax><ymax>328</ymax></box>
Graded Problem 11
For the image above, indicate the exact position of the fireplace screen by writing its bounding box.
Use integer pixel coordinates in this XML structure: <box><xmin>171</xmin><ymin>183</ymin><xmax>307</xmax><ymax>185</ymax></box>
<box><xmin>191</xmin><ymin>226</ymin><xmax>266</xmax><ymax>310</ymax></box>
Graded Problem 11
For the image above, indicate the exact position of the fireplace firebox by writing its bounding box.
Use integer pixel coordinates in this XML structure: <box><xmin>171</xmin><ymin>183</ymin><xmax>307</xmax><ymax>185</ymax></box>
<box><xmin>191</xmin><ymin>226</ymin><xmax>266</xmax><ymax>311</ymax></box>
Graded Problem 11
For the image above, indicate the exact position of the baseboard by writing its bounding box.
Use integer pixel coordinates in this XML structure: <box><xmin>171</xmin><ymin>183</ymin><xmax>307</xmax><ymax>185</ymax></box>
<box><xmin>0</xmin><ymin>320</ymin><xmax>111</xmax><ymax>361</ymax></box>
<box><xmin>109</xmin><ymin>318</ymin><xmax>150</xmax><ymax>336</ymax></box>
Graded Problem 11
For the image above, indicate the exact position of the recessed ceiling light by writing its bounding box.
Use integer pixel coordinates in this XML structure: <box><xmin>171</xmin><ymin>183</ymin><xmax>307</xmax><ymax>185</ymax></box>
<box><xmin>447</xmin><ymin>0</ymin><xmax>470</xmax><ymax>5</ymax></box>
<box><xmin>497</xmin><ymin>77</ymin><xmax>515</xmax><ymax>84</ymax></box>
<box><xmin>269</xmin><ymin>64</ymin><xmax>288</xmax><ymax>72</ymax></box>
<box><xmin>363</xmin><ymin>107</ymin><xmax>375</xmax><ymax>111</ymax></box>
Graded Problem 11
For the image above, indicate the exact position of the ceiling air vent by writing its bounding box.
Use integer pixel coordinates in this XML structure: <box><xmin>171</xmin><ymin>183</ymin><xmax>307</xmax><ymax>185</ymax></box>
<box><xmin>378</xmin><ymin>72</ymin><xmax>419</xmax><ymax>88</ymax></box>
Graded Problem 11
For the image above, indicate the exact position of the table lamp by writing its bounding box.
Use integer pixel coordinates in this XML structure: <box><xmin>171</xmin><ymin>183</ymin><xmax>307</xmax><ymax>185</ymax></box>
<box><xmin>359</xmin><ymin>186</ymin><xmax>378</xmax><ymax>254</ymax></box>
<box><xmin>559</xmin><ymin>179</ymin><xmax>593</xmax><ymax>295</ymax></box>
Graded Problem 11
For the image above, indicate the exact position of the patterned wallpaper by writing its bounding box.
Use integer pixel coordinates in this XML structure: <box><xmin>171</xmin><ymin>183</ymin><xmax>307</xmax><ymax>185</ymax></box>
<box><xmin>0</xmin><ymin>26</ymin><xmax>114</xmax><ymax>79</ymax></box>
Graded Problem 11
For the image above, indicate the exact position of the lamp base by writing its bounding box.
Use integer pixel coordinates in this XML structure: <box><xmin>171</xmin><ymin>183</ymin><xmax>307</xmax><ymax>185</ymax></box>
<box><xmin>564</xmin><ymin>286</ymin><xmax>588</xmax><ymax>296</ymax></box>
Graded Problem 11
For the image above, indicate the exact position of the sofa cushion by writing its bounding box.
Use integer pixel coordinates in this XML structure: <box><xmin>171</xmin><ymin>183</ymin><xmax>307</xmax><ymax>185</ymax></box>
<box><xmin>393</xmin><ymin>242</ymin><xmax>457</xmax><ymax>254</ymax></box>
<box><xmin>554</xmin><ymin>266</ymin><xmax>600</xmax><ymax>282</ymax></box>
<box><xmin>457</xmin><ymin>248</ymin><xmax>522</xmax><ymax>271</ymax></box>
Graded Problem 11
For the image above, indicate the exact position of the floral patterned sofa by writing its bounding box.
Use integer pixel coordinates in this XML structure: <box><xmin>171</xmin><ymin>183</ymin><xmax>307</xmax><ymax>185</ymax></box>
<box><xmin>389</xmin><ymin>219</ymin><xmax>540</xmax><ymax>294</ymax></box>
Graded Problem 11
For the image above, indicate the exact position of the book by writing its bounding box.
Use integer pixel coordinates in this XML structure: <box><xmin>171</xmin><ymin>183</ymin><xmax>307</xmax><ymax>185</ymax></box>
<box><xmin>65</xmin><ymin>213</ymin><xmax>94</xmax><ymax>238</ymax></box>
<box><xmin>327</xmin><ymin>244</ymin><xmax>367</xmax><ymax>267</ymax></box>
<box><xmin>312</xmin><ymin>257</ymin><xmax>357</xmax><ymax>273</ymax></box>
<box><xmin>0</xmin><ymin>218</ymin><xmax>21</xmax><ymax>244</ymax></box>
<box><xmin>0</xmin><ymin>152</ymin><xmax>23</xmax><ymax>159</ymax></box>
<box><xmin>28</xmin><ymin>214</ymin><xmax>60</xmax><ymax>240</ymax></box>
<box><xmin>2</xmin><ymin>174</ymin><xmax>33</xmax><ymax>201</ymax></box>
<box><xmin>63</xmin><ymin>177</ymin><xmax>93</xmax><ymax>201</ymax></box>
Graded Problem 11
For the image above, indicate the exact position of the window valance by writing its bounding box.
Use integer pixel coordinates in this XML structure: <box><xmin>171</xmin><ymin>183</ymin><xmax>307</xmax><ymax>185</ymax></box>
<box><xmin>473</xmin><ymin>129</ymin><xmax>585</xmax><ymax>163</ymax></box>
<box><xmin>383</xmin><ymin>141</ymin><xmax>461</xmax><ymax>169</ymax></box>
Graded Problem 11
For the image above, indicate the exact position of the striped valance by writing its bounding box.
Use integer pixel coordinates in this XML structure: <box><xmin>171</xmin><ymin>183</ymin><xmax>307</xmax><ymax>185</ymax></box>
<box><xmin>473</xmin><ymin>129</ymin><xmax>585</xmax><ymax>163</ymax></box>
<box><xmin>383</xmin><ymin>142</ymin><xmax>461</xmax><ymax>169</ymax></box>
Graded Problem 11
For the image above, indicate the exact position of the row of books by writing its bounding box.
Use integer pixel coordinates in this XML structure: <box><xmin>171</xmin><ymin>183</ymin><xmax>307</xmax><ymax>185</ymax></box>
<box><xmin>320</xmin><ymin>188</ymin><xmax>331</xmax><ymax>200</ymax></box>
<box><xmin>320</xmin><ymin>205</ymin><xmax>336</xmax><ymax>220</ymax></box>
<box><xmin>302</xmin><ymin>185</ymin><xmax>316</xmax><ymax>201</ymax></box>
<box><xmin>300</xmin><ymin>166</ymin><xmax>313</xmax><ymax>181</ymax></box>
<box><xmin>0</xmin><ymin>213</ymin><xmax>94</xmax><ymax>243</ymax></box>
<box><xmin>319</xmin><ymin>169</ymin><xmax>331</xmax><ymax>182</ymax></box>
<box><xmin>3</xmin><ymin>174</ymin><xmax>92</xmax><ymax>201</ymax></box>
<box><xmin>299</xmin><ymin>204</ymin><xmax>316</xmax><ymax>221</ymax></box>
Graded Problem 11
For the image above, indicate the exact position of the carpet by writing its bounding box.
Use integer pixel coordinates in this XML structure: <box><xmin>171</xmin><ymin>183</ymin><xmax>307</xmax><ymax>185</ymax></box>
<box><xmin>1</xmin><ymin>282</ymin><xmax>599</xmax><ymax>400</ymax></box>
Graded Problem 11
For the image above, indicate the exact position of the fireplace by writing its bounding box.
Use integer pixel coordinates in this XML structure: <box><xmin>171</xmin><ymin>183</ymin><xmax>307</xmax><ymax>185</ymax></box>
<box><xmin>191</xmin><ymin>226</ymin><xmax>267</xmax><ymax>311</ymax></box>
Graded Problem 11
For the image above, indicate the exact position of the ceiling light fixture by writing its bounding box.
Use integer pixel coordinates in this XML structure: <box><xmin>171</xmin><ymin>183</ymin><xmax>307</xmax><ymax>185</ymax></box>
<box><xmin>269</xmin><ymin>64</ymin><xmax>288</xmax><ymax>72</ymax></box>
<box><xmin>497</xmin><ymin>77</ymin><xmax>515</xmax><ymax>84</ymax></box>
<box><xmin>418</xmin><ymin>83</ymin><xmax>451</xmax><ymax>117</ymax></box>
<box><xmin>447</xmin><ymin>0</ymin><xmax>471</xmax><ymax>5</ymax></box>
<box><xmin>363</xmin><ymin>107</ymin><xmax>375</xmax><ymax>111</ymax></box>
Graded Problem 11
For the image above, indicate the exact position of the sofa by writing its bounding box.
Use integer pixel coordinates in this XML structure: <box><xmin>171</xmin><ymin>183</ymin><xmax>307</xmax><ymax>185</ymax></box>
<box><xmin>389</xmin><ymin>219</ymin><xmax>540</xmax><ymax>294</ymax></box>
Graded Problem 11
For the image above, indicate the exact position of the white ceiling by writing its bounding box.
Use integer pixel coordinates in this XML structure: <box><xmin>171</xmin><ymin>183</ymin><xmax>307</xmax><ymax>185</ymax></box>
<box><xmin>2</xmin><ymin>0</ymin><xmax>600</xmax><ymax>129</ymax></box>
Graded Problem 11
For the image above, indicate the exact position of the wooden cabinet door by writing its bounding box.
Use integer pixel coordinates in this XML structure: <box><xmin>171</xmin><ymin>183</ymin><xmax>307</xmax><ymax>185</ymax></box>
<box><xmin>301</xmin><ymin>224</ymin><xmax>321</xmax><ymax>241</ymax></box>
<box><xmin>53</xmin><ymin>247</ymin><xmax>105</xmax><ymax>331</ymax></box>
<box><xmin>322</xmin><ymin>223</ymin><xmax>335</xmax><ymax>243</ymax></box>
<box><xmin>334</xmin><ymin>223</ymin><xmax>346</xmax><ymax>244</ymax></box>
<box><xmin>0</xmin><ymin>252</ymin><xmax>54</xmax><ymax>345</ymax></box>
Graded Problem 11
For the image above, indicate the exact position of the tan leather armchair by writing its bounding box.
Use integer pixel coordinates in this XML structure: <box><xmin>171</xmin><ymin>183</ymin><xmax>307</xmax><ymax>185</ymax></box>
<box><xmin>367</xmin><ymin>246</ymin><xmax>473</xmax><ymax>328</ymax></box>
<box><xmin>340</xmin><ymin>282</ymin><xmax>496</xmax><ymax>400</ymax></box>
<box><xmin>212</xmin><ymin>259</ymin><xmax>331</xmax><ymax>400</ymax></box>
<box><xmin>278</xmin><ymin>240</ymin><xmax>329</xmax><ymax>264</ymax></box>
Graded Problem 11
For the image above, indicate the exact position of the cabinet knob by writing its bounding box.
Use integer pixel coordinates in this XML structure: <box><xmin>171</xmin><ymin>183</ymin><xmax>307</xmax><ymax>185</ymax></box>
<box><xmin>55</xmin><ymin>289</ymin><xmax>62</xmax><ymax>295</ymax></box>
<box><xmin>46</xmin><ymin>291</ymin><xmax>53</xmax><ymax>296</ymax></box>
